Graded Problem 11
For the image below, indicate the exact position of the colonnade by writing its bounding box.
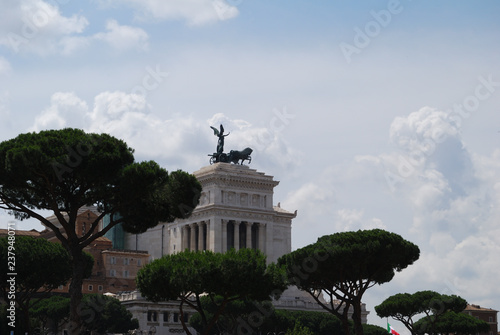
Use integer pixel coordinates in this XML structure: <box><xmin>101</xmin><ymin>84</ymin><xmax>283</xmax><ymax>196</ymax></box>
<box><xmin>181</xmin><ymin>221</ymin><xmax>209</xmax><ymax>252</ymax></box>
<box><xmin>181</xmin><ymin>220</ymin><xmax>266</xmax><ymax>253</ymax></box>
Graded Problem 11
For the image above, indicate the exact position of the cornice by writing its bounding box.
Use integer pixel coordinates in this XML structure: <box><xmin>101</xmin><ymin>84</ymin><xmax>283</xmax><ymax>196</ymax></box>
<box><xmin>194</xmin><ymin>163</ymin><xmax>279</xmax><ymax>191</ymax></box>
<box><xmin>173</xmin><ymin>204</ymin><xmax>292</xmax><ymax>223</ymax></box>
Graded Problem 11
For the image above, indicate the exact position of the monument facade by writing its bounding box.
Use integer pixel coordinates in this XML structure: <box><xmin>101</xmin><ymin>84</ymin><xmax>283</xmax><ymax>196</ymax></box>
<box><xmin>123</xmin><ymin>162</ymin><xmax>296</xmax><ymax>263</ymax></box>
<box><xmin>117</xmin><ymin>125</ymin><xmax>368</xmax><ymax>333</ymax></box>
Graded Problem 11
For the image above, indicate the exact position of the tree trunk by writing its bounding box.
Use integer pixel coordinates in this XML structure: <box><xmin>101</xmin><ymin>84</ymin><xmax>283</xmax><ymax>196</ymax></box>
<box><xmin>352</xmin><ymin>300</ymin><xmax>365</xmax><ymax>335</ymax></box>
<box><xmin>341</xmin><ymin>317</ymin><xmax>352</xmax><ymax>335</ymax></box>
<box><xmin>22</xmin><ymin>302</ymin><xmax>31</xmax><ymax>334</ymax></box>
<box><xmin>179</xmin><ymin>299</ymin><xmax>193</xmax><ymax>335</ymax></box>
<box><xmin>203</xmin><ymin>298</ymin><xmax>228</xmax><ymax>335</ymax></box>
<box><xmin>68</xmin><ymin>249</ymin><xmax>86</xmax><ymax>335</ymax></box>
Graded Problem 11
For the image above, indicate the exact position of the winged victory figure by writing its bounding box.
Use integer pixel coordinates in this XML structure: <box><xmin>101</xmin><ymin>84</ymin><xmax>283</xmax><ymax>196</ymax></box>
<box><xmin>210</xmin><ymin>124</ymin><xmax>230</xmax><ymax>155</ymax></box>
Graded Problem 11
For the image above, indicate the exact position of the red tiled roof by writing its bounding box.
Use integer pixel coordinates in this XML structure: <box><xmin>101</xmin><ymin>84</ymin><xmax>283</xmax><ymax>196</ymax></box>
<box><xmin>465</xmin><ymin>304</ymin><xmax>499</xmax><ymax>312</ymax></box>
<box><xmin>0</xmin><ymin>228</ymin><xmax>41</xmax><ymax>237</ymax></box>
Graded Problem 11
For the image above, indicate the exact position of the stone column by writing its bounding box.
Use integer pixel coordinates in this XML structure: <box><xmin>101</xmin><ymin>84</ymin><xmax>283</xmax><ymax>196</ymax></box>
<box><xmin>206</xmin><ymin>220</ymin><xmax>211</xmax><ymax>251</ymax></box>
<box><xmin>182</xmin><ymin>225</ymin><xmax>189</xmax><ymax>251</ymax></box>
<box><xmin>190</xmin><ymin>223</ymin><xmax>197</xmax><ymax>251</ymax></box>
<box><xmin>198</xmin><ymin>221</ymin><xmax>205</xmax><ymax>251</ymax></box>
<box><xmin>234</xmin><ymin>221</ymin><xmax>240</xmax><ymax>251</ymax></box>
<box><xmin>265</xmin><ymin>222</ymin><xmax>275</xmax><ymax>262</ymax></box>
<box><xmin>221</xmin><ymin>220</ymin><xmax>228</xmax><ymax>253</ymax></box>
<box><xmin>246</xmin><ymin>222</ymin><xmax>252</xmax><ymax>249</ymax></box>
<box><xmin>259</xmin><ymin>223</ymin><xmax>266</xmax><ymax>253</ymax></box>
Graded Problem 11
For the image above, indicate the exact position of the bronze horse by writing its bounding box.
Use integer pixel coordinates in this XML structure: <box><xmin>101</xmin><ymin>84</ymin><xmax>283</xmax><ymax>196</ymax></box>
<box><xmin>228</xmin><ymin>147</ymin><xmax>253</xmax><ymax>164</ymax></box>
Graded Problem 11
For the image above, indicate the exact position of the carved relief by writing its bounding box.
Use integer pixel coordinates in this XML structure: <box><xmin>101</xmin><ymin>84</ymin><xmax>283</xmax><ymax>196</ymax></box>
<box><xmin>240</xmin><ymin>193</ymin><xmax>248</xmax><ymax>206</ymax></box>
<box><xmin>200</xmin><ymin>192</ymin><xmax>208</xmax><ymax>206</ymax></box>
<box><xmin>227</xmin><ymin>192</ymin><xmax>235</xmax><ymax>204</ymax></box>
<box><xmin>252</xmin><ymin>194</ymin><xmax>260</xmax><ymax>207</ymax></box>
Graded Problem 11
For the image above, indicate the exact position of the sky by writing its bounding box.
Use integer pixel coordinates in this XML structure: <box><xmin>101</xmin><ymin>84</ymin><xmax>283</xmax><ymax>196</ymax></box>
<box><xmin>1</xmin><ymin>0</ymin><xmax>500</xmax><ymax>331</ymax></box>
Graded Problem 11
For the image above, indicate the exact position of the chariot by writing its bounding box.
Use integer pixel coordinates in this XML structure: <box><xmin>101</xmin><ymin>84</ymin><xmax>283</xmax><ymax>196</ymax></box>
<box><xmin>208</xmin><ymin>147</ymin><xmax>252</xmax><ymax>165</ymax></box>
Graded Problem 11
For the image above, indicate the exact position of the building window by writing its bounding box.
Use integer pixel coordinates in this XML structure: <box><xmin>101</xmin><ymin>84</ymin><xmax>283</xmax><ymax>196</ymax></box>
<box><xmin>163</xmin><ymin>312</ymin><xmax>169</xmax><ymax>322</ymax></box>
<box><xmin>58</xmin><ymin>285</ymin><xmax>64</xmax><ymax>290</ymax></box>
<box><xmin>489</xmin><ymin>316</ymin><xmax>494</xmax><ymax>322</ymax></box>
<box><xmin>184</xmin><ymin>313</ymin><xmax>189</xmax><ymax>322</ymax></box>
<box><xmin>88</xmin><ymin>285</ymin><xmax>93</xmax><ymax>291</ymax></box>
<box><xmin>98</xmin><ymin>285</ymin><xmax>103</xmax><ymax>291</ymax></box>
<box><xmin>147</xmin><ymin>311</ymin><xmax>157</xmax><ymax>322</ymax></box>
<box><xmin>173</xmin><ymin>313</ymin><xmax>179</xmax><ymax>322</ymax></box>
<box><xmin>124</xmin><ymin>270</ymin><xmax>129</xmax><ymax>278</ymax></box>
<box><xmin>137</xmin><ymin>259</ymin><xmax>142</xmax><ymax>266</ymax></box>
<box><xmin>110</xmin><ymin>256</ymin><xmax>116</xmax><ymax>264</ymax></box>
<box><xmin>110</xmin><ymin>269</ymin><xmax>116</xmax><ymax>277</ymax></box>
<box><xmin>124</xmin><ymin>258</ymin><xmax>129</xmax><ymax>265</ymax></box>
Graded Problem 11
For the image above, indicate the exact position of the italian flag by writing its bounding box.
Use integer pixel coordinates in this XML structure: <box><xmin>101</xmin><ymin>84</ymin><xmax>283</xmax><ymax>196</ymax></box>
<box><xmin>387</xmin><ymin>323</ymin><xmax>400</xmax><ymax>335</ymax></box>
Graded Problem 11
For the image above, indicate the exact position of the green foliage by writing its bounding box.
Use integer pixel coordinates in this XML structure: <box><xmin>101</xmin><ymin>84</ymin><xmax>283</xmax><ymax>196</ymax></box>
<box><xmin>278</xmin><ymin>229</ymin><xmax>420</xmax><ymax>335</ymax></box>
<box><xmin>27</xmin><ymin>294</ymin><xmax>138</xmax><ymax>334</ymax></box>
<box><xmin>280</xmin><ymin>229</ymin><xmax>420</xmax><ymax>287</ymax></box>
<box><xmin>414</xmin><ymin>311</ymin><xmax>490</xmax><ymax>335</ymax></box>
<box><xmin>0</xmin><ymin>128</ymin><xmax>201</xmax><ymax>235</ymax></box>
<box><xmin>137</xmin><ymin>248</ymin><xmax>286</xmax><ymax>335</ymax></box>
<box><xmin>0</xmin><ymin>236</ymin><xmax>93</xmax><ymax>333</ymax></box>
<box><xmin>190</xmin><ymin>301</ymin><xmax>346</xmax><ymax>335</ymax></box>
<box><xmin>79</xmin><ymin>294</ymin><xmax>139</xmax><ymax>333</ymax></box>
<box><xmin>375</xmin><ymin>291</ymin><xmax>468</xmax><ymax>335</ymax></box>
<box><xmin>137</xmin><ymin>248</ymin><xmax>285</xmax><ymax>303</ymax></box>
<box><xmin>0</xmin><ymin>128</ymin><xmax>201</xmax><ymax>331</ymax></box>
<box><xmin>189</xmin><ymin>297</ymin><xmax>275</xmax><ymax>335</ymax></box>
<box><xmin>0</xmin><ymin>236</ymin><xmax>72</xmax><ymax>293</ymax></box>
<box><xmin>0</xmin><ymin>129</ymin><xmax>135</xmax><ymax>215</ymax></box>
<box><xmin>270</xmin><ymin>310</ymin><xmax>344</xmax><ymax>335</ymax></box>
<box><xmin>0</xmin><ymin>236</ymin><xmax>72</xmax><ymax>330</ymax></box>
<box><xmin>113</xmin><ymin>164</ymin><xmax>202</xmax><ymax>234</ymax></box>
<box><xmin>361</xmin><ymin>324</ymin><xmax>388</xmax><ymax>335</ymax></box>
<box><xmin>30</xmin><ymin>295</ymin><xmax>70</xmax><ymax>333</ymax></box>
<box><xmin>285</xmin><ymin>320</ymin><xmax>315</xmax><ymax>335</ymax></box>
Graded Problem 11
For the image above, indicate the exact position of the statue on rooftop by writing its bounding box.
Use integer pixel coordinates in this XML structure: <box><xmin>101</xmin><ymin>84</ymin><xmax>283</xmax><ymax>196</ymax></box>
<box><xmin>210</xmin><ymin>124</ymin><xmax>230</xmax><ymax>155</ymax></box>
<box><xmin>208</xmin><ymin>124</ymin><xmax>252</xmax><ymax>165</ymax></box>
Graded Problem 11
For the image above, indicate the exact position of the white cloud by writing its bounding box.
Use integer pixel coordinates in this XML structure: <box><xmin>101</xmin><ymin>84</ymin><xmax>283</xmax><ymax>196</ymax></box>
<box><xmin>0</xmin><ymin>1</ymin><xmax>149</xmax><ymax>55</ymax></box>
<box><xmin>0</xmin><ymin>91</ymin><xmax>10</xmax><ymax>120</ymax></box>
<box><xmin>280</xmin><ymin>105</ymin><xmax>500</xmax><ymax>301</ymax></box>
<box><xmin>335</xmin><ymin>209</ymin><xmax>387</xmax><ymax>232</ymax></box>
<box><xmin>30</xmin><ymin>92</ymin><xmax>89</xmax><ymax>131</ymax></box>
<box><xmin>59</xmin><ymin>19</ymin><xmax>150</xmax><ymax>55</ymax></box>
<box><xmin>0</xmin><ymin>57</ymin><xmax>11</xmax><ymax>75</ymax></box>
<box><xmin>0</xmin><ymin>0</ymin><xmax>88</xmax><ymax>54</ymax></box>
<box><xmin>29</xmin><ymin>91</ymin><xmax>298</xmax><ymax>172</ymax></box>
<box><xmin>107</xmin><ymin>0</ymin><xmax>239</xmax><ymax>26</ymax></box>
<box><xmin>391</xmin><ymin>232</ymin><xmax>500</xmax><ymax>308</ymax></box>
<box><xmin>356</xmin><ymin>107</ymin><xmax>500</xmax><ymax>309</ymax></box>
<box><xmin>59</xmin><ymin>35</ymin><xmax>91</xmax><ymax>55</ymax></box>
<box><xmin>379</xmin><ymin>108</ymin><xmax>487</xmax><ymax>241</ymax></box>
<box><xmin>93</xmin><ymin>19</ymin><xmax>149</xmax><ymax>51</ymax></box>
<box><xmin>390</xmin><ymin>106</ymin><xmax>460</xmax><ymax>152</ymax></box>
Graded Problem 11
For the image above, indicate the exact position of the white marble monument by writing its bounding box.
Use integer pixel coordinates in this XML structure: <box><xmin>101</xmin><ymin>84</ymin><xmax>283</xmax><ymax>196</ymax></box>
<box><xmin>119</xmin><ymin>162</ymin><xmax>370</xmax><ymax>334</ymax></box>
<box><xmin>124</xmin><ymin>163</ymin><xmax>296</xmax><ymax>263</ymax></box>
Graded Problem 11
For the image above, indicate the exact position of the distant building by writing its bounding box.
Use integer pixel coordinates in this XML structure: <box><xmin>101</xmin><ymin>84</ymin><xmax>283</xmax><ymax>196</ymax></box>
<box><xmin>464</xmin><ymin>304</ymin><xmax>498</xmax><ymax>335</ymax></box>
<box><xmin>118</xmin><ymin>163</ymin><xmax>369</xmax><ymax>334</ymax></box>
<box><xmin>123</xmin><ymin>163</ymin><xmax>296</xmax><ymax>263</ymax></box>
<box><xmin>117</xmin><ymin>291</ymin><xmax>196</xmax><ymax>335</ymax></box>
<box><xmin>103</xmin><ymin>213</ymin><xmax>126</xmax><ymax>249</ymax></box>
<box><xmin>0</xmin><ymin>207</ymin><xmax>150</xmax><ymax>295</ymax></box>
<box><xmin>0</xmin><ymin>228</ymin><xmax>41</xmax><ymax>238</ymax></box>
